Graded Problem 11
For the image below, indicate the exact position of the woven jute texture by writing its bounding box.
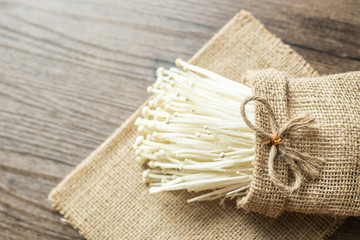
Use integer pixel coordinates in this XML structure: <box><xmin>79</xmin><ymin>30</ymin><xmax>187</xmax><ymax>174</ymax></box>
<box><xmin>49</xmin><ymin>10</ymin><xmax>343</xmax><ymax>239</ymax></box>
<box><xmin>239</xmin><ymin>69</ymin><xmax>360</xmax><ymax>218</ymax></box>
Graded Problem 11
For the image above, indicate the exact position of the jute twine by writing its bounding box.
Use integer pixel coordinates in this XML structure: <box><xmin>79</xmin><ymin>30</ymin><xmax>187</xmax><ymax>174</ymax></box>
<box><xmin>240</xmin><ymin>96</ymin><xmax>326</xmax><ymax>192</ymax></box>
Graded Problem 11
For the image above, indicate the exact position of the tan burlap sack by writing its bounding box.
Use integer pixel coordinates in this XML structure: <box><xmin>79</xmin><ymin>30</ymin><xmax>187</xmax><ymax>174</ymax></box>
<box><xmin>239</xmin><ymin>69</ymin><xmax>360</xmax><ymax>218</ymax></box>
<box><xmin>49</xmin><ymin>10</ymin><xmax>343</xmax><ymax>239</ymax></box>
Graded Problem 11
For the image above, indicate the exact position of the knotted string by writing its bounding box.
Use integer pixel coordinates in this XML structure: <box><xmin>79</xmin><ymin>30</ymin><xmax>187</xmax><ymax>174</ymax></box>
<box><xmin>241</xmin><ymin>96</ymin><xmax>326</xmax><ymax>192</ymax></box>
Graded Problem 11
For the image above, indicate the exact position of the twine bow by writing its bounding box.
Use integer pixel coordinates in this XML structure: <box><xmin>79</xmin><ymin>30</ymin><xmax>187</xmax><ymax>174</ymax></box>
<box><xmin>241</xmin><ymin>96</ymin><xmax>326</xmax><ymax>192</ymax></box>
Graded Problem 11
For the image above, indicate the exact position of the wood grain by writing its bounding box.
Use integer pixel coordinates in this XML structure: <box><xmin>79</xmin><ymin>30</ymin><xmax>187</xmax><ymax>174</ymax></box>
<box><xmin>0</xmin><ymin>0</ymin><xmax>359</xmax><ymax>239</ymax></box>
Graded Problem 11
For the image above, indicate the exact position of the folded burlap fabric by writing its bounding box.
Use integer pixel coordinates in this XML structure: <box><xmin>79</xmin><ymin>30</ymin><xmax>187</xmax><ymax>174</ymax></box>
<box><xmin>49</xmin><ymin>10</ymin><xmax>343</xmax><ymax>239</ymax></box>
<box><xmin>239</xmin><ymin>69</ymin><xmax>360</xmax><ymax>218</ymax></box>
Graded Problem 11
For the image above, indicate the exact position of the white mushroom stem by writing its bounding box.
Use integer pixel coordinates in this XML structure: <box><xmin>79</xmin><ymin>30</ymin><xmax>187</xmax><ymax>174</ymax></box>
<box><xmin>134</xmin><ymin>59</ymin><xmax>255</xmax><ymax>203</ymax></box>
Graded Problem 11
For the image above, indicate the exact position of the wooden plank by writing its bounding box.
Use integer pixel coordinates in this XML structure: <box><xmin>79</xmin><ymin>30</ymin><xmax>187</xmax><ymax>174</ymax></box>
<box><xmin>0</xmin><ymin>0</ymin><xmax>359</xmax><ymax>239</ymax></box>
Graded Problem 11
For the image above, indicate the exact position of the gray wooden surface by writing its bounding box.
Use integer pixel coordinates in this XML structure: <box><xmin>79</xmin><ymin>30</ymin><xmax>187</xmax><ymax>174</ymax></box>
<box><xmin>0</xmin><ymin>0</ymin><xmax>359</xmax><ymax>239</ymax></box>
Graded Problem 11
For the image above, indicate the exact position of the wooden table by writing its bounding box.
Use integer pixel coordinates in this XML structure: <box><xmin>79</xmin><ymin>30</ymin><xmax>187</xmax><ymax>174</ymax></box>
<box><xmin>1</xmin><ymin>0</ymin><xmax>359</xmax><ymax>239</ymax></box>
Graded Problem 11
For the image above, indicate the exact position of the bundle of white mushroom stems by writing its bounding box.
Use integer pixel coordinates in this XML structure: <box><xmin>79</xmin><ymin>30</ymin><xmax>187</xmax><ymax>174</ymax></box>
<box><xmin>134</xmin><ymin>59</ymin><xmax>256</xmax><ymax>204</ymax></box>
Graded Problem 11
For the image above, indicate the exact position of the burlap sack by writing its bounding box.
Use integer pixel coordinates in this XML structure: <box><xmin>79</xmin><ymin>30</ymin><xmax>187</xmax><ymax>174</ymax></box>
<box><xmin>239</xmin><ymin>69</ymin><xmax>360</xmax><ymax>218</ymax></box>
<box><xmin>49</xmin><ymin>10</ymin><xmax>343</xmax><ymax>239</ymax></box>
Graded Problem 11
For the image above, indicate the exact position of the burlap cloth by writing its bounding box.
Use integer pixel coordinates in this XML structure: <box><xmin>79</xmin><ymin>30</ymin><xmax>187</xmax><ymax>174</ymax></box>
<box><xmin>50</xmin><ymin>10</ymin><xmax>344</xmax><ymax>239</ymax></box>
<box><xmin>240</xmin><ymin>69</ymin><xmax>360</xmax><ymax>218</ymax></box>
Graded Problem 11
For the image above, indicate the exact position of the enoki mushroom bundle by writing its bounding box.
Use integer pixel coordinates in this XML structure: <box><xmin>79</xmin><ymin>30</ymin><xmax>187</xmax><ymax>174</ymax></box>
<box><xmin>134</xmin><ymin>59</ymin><xmax>256</xmax><ymax>203</ymax></box>
<box><xmin>134</xmin><ymin>59</ymin><xmax>360</xmax><ymax>218</ymax></box>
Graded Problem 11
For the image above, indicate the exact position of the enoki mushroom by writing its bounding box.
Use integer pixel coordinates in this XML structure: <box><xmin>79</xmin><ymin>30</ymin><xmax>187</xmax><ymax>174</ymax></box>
<box><xmin>134</xmin><ymin>59</ymin><xmax>255</xmax><ymax>203</ymax></box>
